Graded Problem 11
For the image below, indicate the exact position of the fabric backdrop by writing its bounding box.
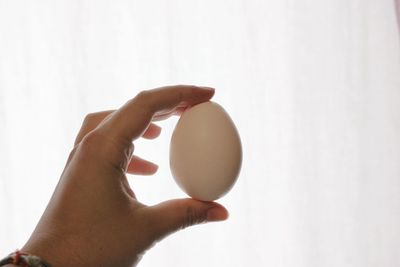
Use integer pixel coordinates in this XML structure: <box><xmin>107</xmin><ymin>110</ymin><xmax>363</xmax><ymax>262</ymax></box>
<box><xmin>1</xmin><ymin>0</ymin><xmax>400</xmax><ymax>266</ymax></box>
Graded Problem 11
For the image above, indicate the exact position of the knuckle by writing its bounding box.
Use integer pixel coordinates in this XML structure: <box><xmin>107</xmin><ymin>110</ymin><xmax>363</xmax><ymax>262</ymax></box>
<box><xmin>136</xmin><ymin>90</ymin><xmax>150</xmax><ymax>102</ymax></box>
<box><xmin>78</xmin><ymin>131</ymin><xmax>103</xmax><ymax>152</ymax></box>
<box><xmin>74</xmin><ymin>112</ymin><xmax>102</xmax><ymax>146</ymax></box>
<box><xmin>82</xmin><ymin>112</ymin><xmax>96</xmax><ymax>125</ymax></box>
<box><xmin>133</xmin><ymin>90</ymin><xmax>154</xmax><ymax>113</ymax></box>
<box><xmin>78</xmin><ymin>130</ymin><xmax>134</xmax><ymax>171</ymax></box>
<box><xmin>66</xmin><ymin>144</ymin><xmax>79</xmax><ymax>164</ymax></box>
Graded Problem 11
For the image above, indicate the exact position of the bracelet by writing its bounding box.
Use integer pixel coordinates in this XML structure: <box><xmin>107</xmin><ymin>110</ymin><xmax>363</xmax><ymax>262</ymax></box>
<box><xmin>0</xmin><ymin>250</ymin><xmax>51</xmax><ymax>267</ymax></box>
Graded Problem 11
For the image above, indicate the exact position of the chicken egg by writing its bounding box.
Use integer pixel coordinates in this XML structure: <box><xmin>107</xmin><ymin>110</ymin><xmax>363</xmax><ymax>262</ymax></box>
<box><xmin>169</xmin><ymin>101</ymin><xmax>242</xmax><ymax>201</ymax></box>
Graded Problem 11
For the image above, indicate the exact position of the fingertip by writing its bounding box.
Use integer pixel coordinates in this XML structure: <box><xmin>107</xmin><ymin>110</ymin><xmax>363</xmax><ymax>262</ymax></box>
<box><xmin>126</xmin><ymin>155</ymin><xmax>159</xmax><ymax>175</ymax></box>
<box><xmin>206</xmin><ymin>205</ymin><xmax>229</xmax><ymax>222</ymax></box>
<box><xmin>143</xmin><ymin>163</ymin><xmax>159</xmax><ymax>175</ymax></box>
<box><xmin>199</xmin><ymin>86</ymin><xmax>215</xmax><ymax>98</ymax></box>
<box><xmin>142</xmin><ymin>123</ymin><xmax>162</xmax><ymax>139</ymax></box>
<box><xmin>151</xmin><ymin>125</ymin><xmax>162</xmax><ymax>138</ymax></box>
<box><xmin>151</xmin><ymin>164</ymin><xmax>159</xmax><ymax>174</ymax></box>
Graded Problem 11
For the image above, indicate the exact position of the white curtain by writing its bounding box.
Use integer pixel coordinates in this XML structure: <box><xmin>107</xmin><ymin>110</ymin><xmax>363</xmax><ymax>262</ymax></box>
<box><xmin>397</xmin><ymin>0</ymin><xmax>400</xmax><ymax>29</ymax></box>
<box><xmin>1</xmin><ymin>1</ymin><xmax>400</xmax><ymax>266</ymax></box>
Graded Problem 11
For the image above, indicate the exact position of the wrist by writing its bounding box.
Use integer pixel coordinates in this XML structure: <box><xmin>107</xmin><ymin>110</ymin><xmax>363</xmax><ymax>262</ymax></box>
<box><xmin>21</xmin><ymin>232</ymin><xmax>84</xmax><ymax>267</ymax></box>
<box><xmin>0</xmin><ymin>249</ymin><xmax>52</xmax><ymax>267</ymax></box>
<box><xmin>20</xmin><ymin>244</ymin><xmax>57</xmax><ymax>267</ymax></box>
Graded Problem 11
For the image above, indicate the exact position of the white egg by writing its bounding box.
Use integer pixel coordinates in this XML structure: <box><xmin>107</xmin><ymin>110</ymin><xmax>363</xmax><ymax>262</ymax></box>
<box><xmin>169</xmin><ymin>101</ymin><xmax>242</xmax><ymax>201</ymax></box>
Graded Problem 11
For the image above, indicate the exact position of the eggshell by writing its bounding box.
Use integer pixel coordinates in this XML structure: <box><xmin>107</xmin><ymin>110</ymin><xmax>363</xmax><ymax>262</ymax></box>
<box><xmin>169</xmin><ymin>101</ymin><xmax>242</xmax><ymax>201</ymax></box>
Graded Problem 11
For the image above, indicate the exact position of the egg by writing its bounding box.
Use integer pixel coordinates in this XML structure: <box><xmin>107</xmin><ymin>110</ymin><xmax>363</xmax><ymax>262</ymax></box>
<box><xmin>169</xmin><ymin>101</ymin><xmax>242</xmax><ymax>201</ymax></box>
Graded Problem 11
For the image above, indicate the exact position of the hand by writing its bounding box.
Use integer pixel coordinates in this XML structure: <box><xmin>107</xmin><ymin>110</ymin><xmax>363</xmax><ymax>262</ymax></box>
<box><xmin>21</xmin><ymin>85</ymin><xmax>228</xmax><ymax>267</ymax></box>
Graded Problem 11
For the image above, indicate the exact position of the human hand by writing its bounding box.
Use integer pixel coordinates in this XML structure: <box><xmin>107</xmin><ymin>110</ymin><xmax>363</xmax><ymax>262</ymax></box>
<box><xmin>21</xmin><ymin>85</ymin><xmax>228</xmax><ymax>267</ymax></box>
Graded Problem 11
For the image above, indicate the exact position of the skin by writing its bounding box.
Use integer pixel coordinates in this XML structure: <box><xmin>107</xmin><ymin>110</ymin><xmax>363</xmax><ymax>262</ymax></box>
<box><xmin>6</xmin><ymin>85</ymin><xmax>228</xmax><ymax>267</ymax></box>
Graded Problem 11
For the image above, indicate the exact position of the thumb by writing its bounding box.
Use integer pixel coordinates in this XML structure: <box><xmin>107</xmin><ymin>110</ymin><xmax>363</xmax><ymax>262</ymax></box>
<box><xmin>145</xmin><ymin>198</ymin><xmax>229</xmax><ymax>240</ymax></box>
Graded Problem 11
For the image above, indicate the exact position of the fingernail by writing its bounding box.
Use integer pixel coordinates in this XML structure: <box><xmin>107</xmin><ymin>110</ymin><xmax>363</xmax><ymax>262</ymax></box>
<box><xmin>206</xmin><ymin>207</ymin><xmax>228</xmax><ymax>222</ymax></box>
<box><xmin>199</xmin><ymin>86</ymin><xmax>215</xmax><ymax>91</ymax></box>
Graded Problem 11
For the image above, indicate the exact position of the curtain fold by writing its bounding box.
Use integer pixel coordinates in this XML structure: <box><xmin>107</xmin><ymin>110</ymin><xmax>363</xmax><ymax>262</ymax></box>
<box><xmin>396</xmin><ymin>0</ymin><xmax>400</xmax><ymax>29</ymax></box>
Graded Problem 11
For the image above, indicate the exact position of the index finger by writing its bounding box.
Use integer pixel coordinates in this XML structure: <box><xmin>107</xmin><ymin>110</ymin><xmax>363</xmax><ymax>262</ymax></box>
<box><xmin>97</xmin><ymin>85</ymin><xmax>215</xmax><ymax>143</ymax></box>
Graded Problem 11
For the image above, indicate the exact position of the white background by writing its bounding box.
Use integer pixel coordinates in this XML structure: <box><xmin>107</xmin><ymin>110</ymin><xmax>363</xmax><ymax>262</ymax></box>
<box><xmin>1</xmin><ymin>0</ymin><xmax>400</xmax><ymax>266</ymax></box>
